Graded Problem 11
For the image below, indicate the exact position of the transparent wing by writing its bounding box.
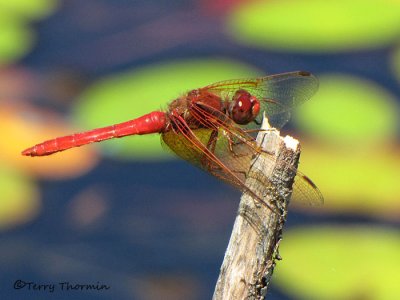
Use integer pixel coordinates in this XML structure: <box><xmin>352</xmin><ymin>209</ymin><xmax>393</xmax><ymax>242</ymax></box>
<box><xmin>161</xmin><ymin>101</ymin><xmax>323</xmax><ymax>207</ymax></box>
<box><xmin>161</xmin><ymin>128</ymin><xmax>251</xmax><ymax>187</ymax></box>
<box><xmin>160</xmin><ymin>119</ymin><xmax>277</xmax><ymax>212</ymax></box>
<box><xmin>293</xmin><ymin>171</ymin><xmax>324</xmax><ymax>206</ymax></box>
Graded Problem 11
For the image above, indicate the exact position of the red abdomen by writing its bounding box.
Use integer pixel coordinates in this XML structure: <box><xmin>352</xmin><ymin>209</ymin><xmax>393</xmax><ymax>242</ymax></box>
<box><xmin>22</xmin><ymin>111</ymin><xmax>167</xmax><ymax>156</ymax></box>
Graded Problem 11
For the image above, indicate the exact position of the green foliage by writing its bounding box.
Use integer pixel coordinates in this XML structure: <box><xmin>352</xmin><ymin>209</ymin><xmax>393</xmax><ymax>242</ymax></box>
<box><xmin>0</xmin><ymin>164</ymin><xmax>38</xmax><ymax>229</ymax></box>
<box><xmin>227</xmin><ymin>0</ymin><xmax>400</xmax><ymax>52</ymax></box>
<box><xmin>0</xmin><ymin>0</ymin><xmax>58</xmax><ymax>65</ymax></box>
<box><xmin>294</xmin><ymin>74</ymin><xmax>399</xmax><ymax>145</ymax></box>
<box><xmin>274</xmin><ymin>226</ymin><xmax>400</xmax><ymax>300</ymax></box>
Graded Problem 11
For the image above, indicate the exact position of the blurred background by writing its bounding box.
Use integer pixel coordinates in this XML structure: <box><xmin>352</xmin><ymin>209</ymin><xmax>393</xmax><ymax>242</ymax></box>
<box><xmin>0</xmin><ymin>0</ymin><xmax>399</xmax><ymax>299</ymax></box>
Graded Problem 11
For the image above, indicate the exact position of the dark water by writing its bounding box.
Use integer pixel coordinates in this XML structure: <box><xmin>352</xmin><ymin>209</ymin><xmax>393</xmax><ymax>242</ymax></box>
<box><xmin>2</xmin><ymin>1</ymin><xmax>398</xmax><ymax>299</ymax></box>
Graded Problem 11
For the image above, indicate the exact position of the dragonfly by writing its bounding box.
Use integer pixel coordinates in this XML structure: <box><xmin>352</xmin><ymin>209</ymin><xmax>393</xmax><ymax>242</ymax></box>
<box><xmin>22</xmin><ymin>71</ymin><xmax>323</xmax><ymax>211</ymax></box>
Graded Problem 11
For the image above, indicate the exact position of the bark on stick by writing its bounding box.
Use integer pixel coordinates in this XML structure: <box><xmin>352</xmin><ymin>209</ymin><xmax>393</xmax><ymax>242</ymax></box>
<box><xmin>213</xmin><ymin>117</ymin><xmax>300</xmax><ymax>299</ymax></box>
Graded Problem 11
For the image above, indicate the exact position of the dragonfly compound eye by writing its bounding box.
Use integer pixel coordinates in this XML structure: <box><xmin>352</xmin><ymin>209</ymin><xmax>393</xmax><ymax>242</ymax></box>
<box><xmin>229</xmin><ymin>90</ymin><xmax>260</xmax><ymax>125</ymax></box>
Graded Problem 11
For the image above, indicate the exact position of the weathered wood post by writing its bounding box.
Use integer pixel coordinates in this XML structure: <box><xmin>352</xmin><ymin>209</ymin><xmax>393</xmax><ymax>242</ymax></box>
<box><xmin>213</xmin><ymin>117</ymin><xmax>300</xmax><ymax>299</ymax></box>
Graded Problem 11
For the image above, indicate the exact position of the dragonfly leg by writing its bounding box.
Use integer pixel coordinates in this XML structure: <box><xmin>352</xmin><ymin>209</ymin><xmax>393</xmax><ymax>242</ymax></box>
<box><xmin>207</xmin><ymin>130</ymin><xmax>218</xmax><ymax>153</ymax></box>
<box><xmin>200</xmin><ymin>130</ymin><xmax>248</xmax><ymax>178</ymax></box>
<box><xmin>200</xmin><ymin>130</ymin><xmax>219</xmax><ymax>172</ymax></box>
<box><xmin>257</xmin><ymin>133</ymin><xmax>278</xmax><ymax>156</ymax></box>
<box><xmin>243</xmin><ymin>128</ymin><xmax>264</xmax><ymax>134</ymax></box>
<box><xmin>243</xmin><ymin>128</ymin><xmax>276</xmax><ymax>134</ymax></box>
<box><xmin>227</xmin><ymin>134</ymin><xmax>261</xmax><ymax>158</ymax></box>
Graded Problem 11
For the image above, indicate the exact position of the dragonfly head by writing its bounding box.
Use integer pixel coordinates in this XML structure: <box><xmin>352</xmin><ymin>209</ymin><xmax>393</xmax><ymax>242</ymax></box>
<box><xmin>228</xmin><ymin>89</ymin><xmax>260</xmax><ymax>125</ymax></box>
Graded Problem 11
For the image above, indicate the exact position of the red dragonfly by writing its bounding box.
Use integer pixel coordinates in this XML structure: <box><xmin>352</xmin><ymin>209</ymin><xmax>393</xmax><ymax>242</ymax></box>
<box><xmin>22</xmin><ymin>71</ymin><xmax>323</xmax><ymax>211</ymax></box>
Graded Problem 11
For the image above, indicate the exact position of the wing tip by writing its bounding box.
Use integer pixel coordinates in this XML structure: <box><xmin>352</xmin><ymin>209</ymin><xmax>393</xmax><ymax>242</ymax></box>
<box><xmin>300</xmin><ymin>174</ymin><xmax>325</xmax><ymax>205</ymax></box>
<box><xmin>298</xmin><ymin>71</ymin><xmax>311</xmax><ymax>77</ymax></box>
<box><xmin>298</xmin><ymin>70</ymin><xmax>319</xmax><ymax>94</ymax></box>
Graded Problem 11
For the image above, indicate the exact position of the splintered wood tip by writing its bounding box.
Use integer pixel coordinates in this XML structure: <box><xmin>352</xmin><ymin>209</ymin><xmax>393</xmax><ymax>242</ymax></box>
<box><xmin>283</xmin><ymin>135</ymin><xmax>299</xmax><ymax>151</ymax></box>
<box><xmin>261</xmin><ymin>112</ymin><xmax>271</xmax><ymax>130</ymax></box>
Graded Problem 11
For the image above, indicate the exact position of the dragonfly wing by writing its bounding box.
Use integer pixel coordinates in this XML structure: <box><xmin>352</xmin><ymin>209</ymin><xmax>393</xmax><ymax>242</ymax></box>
<box><xmin>192</xmin><ymin>104</ymin><xmax>324</xmax><ymax>206</ymax></box>
<box><xmin>292</xmin><ymin>171</ymin><xmax>324</xmax><ymax>206</ymax></box>
<box><xmin>161</xmin><ymin>128</ymin><xmax>248</xmax><ymax>186</ymax></box>
<box><xmin>161</xmin><ymin>115</ymin><xmax>277</xmax><ymax>212</ymax></box>
<box><xmin>162</xmin><ymin>98</ymin><xmax>323</xmax><ymax>209</ymax></box>
<box><xmin>203</xmin><ymin>71</ymin><xmax>318</xmax><ymax>129</ymax></box>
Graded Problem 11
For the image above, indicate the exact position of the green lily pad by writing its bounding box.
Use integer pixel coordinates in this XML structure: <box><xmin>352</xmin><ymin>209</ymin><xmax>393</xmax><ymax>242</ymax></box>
<box><xmin>0</xmin><ymin>20</ymin><xmax>35</xmax><ymax>65</ymax></box>
<box><xmin>294</xmin><ymin>74</ymin><xmax>399</xmax><ymax>145</ymax></box>
<box><xmin>292</xmin><ymin>74</ymin><xmax>399</xmax><ymax>216</ymax></box>
<box><xmin>0</xmin><ymin>164</ymin><xmax>40</xmax><ymax>229</ymax></box>
<box><xmin>227</xmin><ymin>0</ymin><xmax>400</xmax><ymax>52</ymax></box>
<box><xmin>0</xmin><ymin>0</ymin><xmax>58</xmax><ymax>65</ymax></box>
<box><xmin>73</xmin><ymin>58</ymin><xmax>262</xmax><ymax>159</ymax></box>
<box><xmin>297</xmin><ymin>143</ymin><xmax>400</xmax><ymax>216</ymax></box>
<box><xmin>274</xmin><ymin>226</ymin><xmax>400</xmax><ymax>300</ymax></box>
<box><xmin>0</xmin><ymin>0</ymin><xmax>59</xmax><ymax>20</ymax></box>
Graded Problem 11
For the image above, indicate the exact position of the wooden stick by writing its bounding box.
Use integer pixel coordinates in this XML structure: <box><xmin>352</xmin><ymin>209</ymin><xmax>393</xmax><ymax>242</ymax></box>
<box><xmin>213</xmin><ymin>116</ymin><xmax>300</xmax><ymax>299</ymax></box>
